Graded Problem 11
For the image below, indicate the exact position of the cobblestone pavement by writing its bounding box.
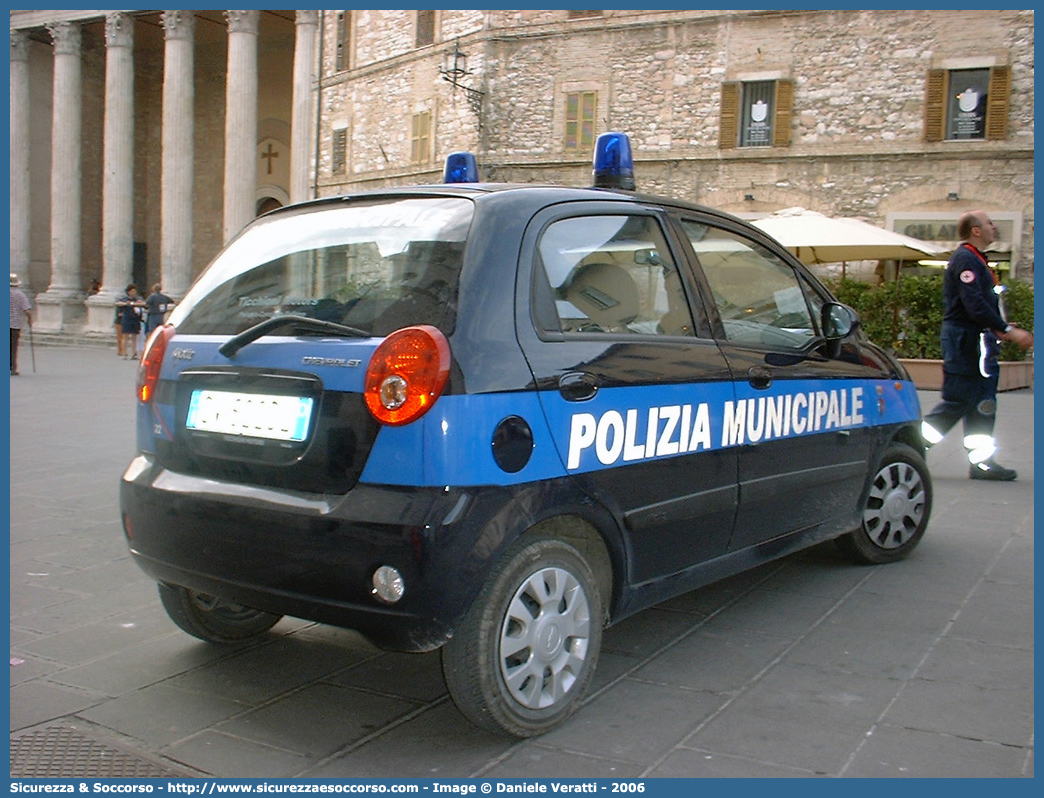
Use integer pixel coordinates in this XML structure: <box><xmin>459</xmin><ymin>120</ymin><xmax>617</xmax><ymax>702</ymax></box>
<box><xmin>9</xmin><ymin>345</ymin><xmax>1034</xmax><ymax>778</ymax></box>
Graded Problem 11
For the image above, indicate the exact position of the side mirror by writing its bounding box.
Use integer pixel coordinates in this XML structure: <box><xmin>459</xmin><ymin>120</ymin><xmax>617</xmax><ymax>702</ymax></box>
<box><xmin>822</xmin><ymin>302</ymin><xmax>859</xmax><ymax>341</ymax></box>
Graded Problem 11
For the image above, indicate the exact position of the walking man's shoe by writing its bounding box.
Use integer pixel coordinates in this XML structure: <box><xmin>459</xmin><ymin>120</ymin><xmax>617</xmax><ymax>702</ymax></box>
<box><xmin>970</xmin><ymin>459</ymin><xmax>1018</xmax><ymax>481</ymax></box>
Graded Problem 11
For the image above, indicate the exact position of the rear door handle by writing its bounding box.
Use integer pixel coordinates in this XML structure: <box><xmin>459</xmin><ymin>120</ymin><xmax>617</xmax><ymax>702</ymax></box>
<box><xmin>558</xmin><ymin>372</ymin><xmax>599</xmax><ymax>402</ymax></box>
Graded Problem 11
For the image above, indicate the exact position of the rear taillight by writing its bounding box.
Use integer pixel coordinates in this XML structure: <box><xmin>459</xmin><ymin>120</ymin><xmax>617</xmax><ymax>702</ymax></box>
<box><xmin>364</xmin><ymin>325</ymin><xmax>451</xmax><ymax>426</ymax></box>
<box><xmin>137</xmin><ymin>325</ymin><xmax>175</xmax><ymax>403</ymax></box>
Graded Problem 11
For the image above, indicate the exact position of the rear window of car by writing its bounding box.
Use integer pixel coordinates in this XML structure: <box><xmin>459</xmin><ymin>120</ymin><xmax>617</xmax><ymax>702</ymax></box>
<box><xmin>169</xmin><ymin>197</ymin><xmax>474</xmax><ymax>337</ymax></box>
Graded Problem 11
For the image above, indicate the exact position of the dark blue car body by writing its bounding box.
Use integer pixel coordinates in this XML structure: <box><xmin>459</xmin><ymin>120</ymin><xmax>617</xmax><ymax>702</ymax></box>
<box><xmin>121</xmin><ymin>139</ymin><xmax>931</xmax><ymax>736</ymax></box>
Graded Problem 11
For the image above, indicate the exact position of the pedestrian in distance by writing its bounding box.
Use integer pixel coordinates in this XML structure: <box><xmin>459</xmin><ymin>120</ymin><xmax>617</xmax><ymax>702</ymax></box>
<box><xmin>113</xmin><ymin>289</ymin><xmax>125</xmax><ymax>357</ymax></box>
<box><xmin>143</xmin><ymin>283</ymin><xmax>174</xmax><ymax>338</ymax></box>
<box><xmin>921</xmin><ymin>210</ymin><xmax>1034</xmax><ymax>481</ymax></box>
<box><xmin>10</xmin><ymin>273</ymin><xmax>32</xmax><ymax>376</ymax></box>
<box><xmin>115</xmin><ymin>283</ymin><xmax>146</xmax><ymax>361</ymax></box>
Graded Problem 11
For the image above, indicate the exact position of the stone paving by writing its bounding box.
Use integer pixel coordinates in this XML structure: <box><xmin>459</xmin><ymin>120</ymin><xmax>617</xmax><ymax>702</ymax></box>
<box><xmin>9</xmin><ymin>345</ymin><xmax>1034</xmax><ymax>778</ymax></box>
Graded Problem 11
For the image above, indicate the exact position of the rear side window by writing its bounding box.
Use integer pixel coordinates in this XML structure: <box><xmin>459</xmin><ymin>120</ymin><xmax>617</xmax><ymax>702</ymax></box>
<box><xmin>170</xmin><ymin>197</ymin><xmax>473</xmax><ymax>338</ymax></box>
<box><xmin>535</xmin><ymin>214</ymin><xmax>697</xmax><ymax>337</ymax></box>
<box><xmin>681</xmin><ymin>220</ymin><xmax>819</xmax><ymax>350</ymax></box>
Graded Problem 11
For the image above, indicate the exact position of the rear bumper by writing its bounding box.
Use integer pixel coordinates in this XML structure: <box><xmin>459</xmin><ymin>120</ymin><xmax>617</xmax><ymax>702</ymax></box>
<box><xmin>120</xmin><ymin>455</ymin><xmax>501</xmax><ymax>651</ymax></box>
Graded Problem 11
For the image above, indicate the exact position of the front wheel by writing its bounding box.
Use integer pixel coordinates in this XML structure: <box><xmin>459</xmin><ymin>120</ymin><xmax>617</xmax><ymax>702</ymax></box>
<box><xmin>442</xmin><ymin>537</ymin><xmax>605</xmax><ymax>737</ymax></box>
<box><xmin>157</xmin><ymin>582</ymin><xmax>282</xmax><ymax>643</ymax></box>
<box><xmin>836</xmin><ymin>443</ymin><xmax>932</xmax><ymax>564</ymax></box>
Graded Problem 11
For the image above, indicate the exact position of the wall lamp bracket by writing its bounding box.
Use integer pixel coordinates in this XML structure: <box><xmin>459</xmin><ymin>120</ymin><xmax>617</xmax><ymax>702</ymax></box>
<box><xmin>439</xmin><ymin>39</ymin><xmax>484</xmax><ymax>116</ymax></box>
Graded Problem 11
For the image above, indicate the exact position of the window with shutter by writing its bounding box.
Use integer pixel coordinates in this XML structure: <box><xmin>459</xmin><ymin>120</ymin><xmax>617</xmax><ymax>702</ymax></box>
<box><xmin>927</xmin><ymin>65</ymin><xmax>1010</xmax><ymax>142</ymax></box>
<box><xmin>721</xmin><ymin>80</ymin><xmax>793</xmax><ymax>149</ymax></box>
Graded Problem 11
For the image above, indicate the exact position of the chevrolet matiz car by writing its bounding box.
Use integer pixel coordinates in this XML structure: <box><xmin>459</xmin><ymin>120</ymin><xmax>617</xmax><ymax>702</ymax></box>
<box><xmin>120</xmin><ymin>133</ymin><xmax>931</xmax><ymax>737</ymax></box>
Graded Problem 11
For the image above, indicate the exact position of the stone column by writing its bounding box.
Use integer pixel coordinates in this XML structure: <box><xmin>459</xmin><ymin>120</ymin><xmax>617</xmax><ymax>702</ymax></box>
<box><xmin>87</xmin><ymin>12</ymin><xmax>136</xmax><ymax>333</ymax></box>
<box><xmin>35</xmin><ymin>22</ymin><xmax>85</xmax><ymax>332</ymax></box>
<box><xmin>223</xmin><ymin>10</ymin><xmax>260</xmax><ymax>242</ymax></box>
<box><xmin>290</xmin><ymin>10</ymin><xmax>318</xmax><ymax>205</ymax></box>
<box><xmin>10</xmin><ymin>31</ymin><xmax>31</xmax><ymax>288</ymax></box>
<box><xmin>161</xmin><ymin>10</ymin><xmax>195</xmax><ymax>300</ymax></box>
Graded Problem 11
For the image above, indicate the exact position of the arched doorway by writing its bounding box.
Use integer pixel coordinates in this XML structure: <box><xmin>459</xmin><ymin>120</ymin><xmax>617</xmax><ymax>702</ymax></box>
<box><xmin>256</xmin><ymin>196</ymin><xmax>283</xmax><ymax>216</ymax></box>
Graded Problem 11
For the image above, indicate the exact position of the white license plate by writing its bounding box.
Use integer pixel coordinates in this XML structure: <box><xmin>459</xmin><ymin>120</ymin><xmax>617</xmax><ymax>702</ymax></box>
<box><xmin>185</xmin><ymin>390</ymin><xmax>314</xmax><ymax>442</ymax></box>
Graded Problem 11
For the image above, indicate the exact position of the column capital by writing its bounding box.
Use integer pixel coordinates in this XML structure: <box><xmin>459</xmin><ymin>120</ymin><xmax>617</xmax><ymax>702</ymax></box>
<box><xmin>225</xmin><ymin>10</ymin><xmax>260</xmax><ymax>35</ymax></box>
<box><xmin>295</xmin><ymin>10</ymin><xmax>319</xmax><ymax>27</ymax></box>
<box><xmin>105</xmin><ymin>12</ymin><xmax>135</xmax><ymax>49</ymax></box>
<box><xmin>162</xmin><ymin>10</ymin><xmax>195</xmax><ymax>41</ymax></box>
<box><xmin>11</xmin><ymin>30</ymin><xmax>29</xmax><ymax>62</ymax></box>
<box><xmin>46</xmin><ymin>21</ymin><xmax>81</xmax><ymax>56</ymax></box>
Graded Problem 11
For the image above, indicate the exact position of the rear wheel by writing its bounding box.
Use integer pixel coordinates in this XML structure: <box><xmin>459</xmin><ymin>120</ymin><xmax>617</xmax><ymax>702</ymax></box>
<box><xmin>837</xmin><ymin>443</ymin><xmax>932</xmax><ymax>564</ymax></box>
<box><xmin>442</xmin><ymin>536</ymin><xmax>605</xmax><ymax>737</ymax></box>
<box><xmin>157</xmin><ymin>582</ymin><xmax>282</xmax><ymax>643</ymax></box>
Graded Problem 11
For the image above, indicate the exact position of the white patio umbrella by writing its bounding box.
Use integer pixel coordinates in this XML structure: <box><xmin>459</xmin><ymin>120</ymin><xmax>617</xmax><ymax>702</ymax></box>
<box><xmin>751</xmin><ymin>207</ymin><xmax>945</xmax><ymax>265</ymax></box>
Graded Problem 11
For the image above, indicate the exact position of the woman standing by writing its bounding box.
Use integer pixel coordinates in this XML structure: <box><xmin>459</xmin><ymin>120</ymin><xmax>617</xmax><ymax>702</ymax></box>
<box><xmin>116</xmin><ymin>284</ymin><xmax>146</xmax><ymax>360</ymax></box>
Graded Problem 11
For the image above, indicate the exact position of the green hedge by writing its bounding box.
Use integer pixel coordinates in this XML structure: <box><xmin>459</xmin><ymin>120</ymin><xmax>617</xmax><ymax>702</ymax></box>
<box><xmin>825</xmin><ymin>275</ymin><xmax>1034</xmax><ymax>362</ymax></box>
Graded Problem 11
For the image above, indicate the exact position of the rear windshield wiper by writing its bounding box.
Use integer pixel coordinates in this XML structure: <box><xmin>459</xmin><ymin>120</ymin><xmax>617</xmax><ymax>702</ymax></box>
<box><xmin>219</xmin><ymin>314</ymin><xmax>370</xmax><ymax>358</ymax></box>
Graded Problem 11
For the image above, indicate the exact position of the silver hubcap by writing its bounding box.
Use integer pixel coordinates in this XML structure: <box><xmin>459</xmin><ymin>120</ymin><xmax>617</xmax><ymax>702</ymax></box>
<box><xmin>863</xmin><ymin>461</ymin><xmax>927</xmax><ymax>549</ymax></box>
<box><xmin>498</xmin><ymin>566</ymin><xmax>591</xmax><ymax>710</ymax></box>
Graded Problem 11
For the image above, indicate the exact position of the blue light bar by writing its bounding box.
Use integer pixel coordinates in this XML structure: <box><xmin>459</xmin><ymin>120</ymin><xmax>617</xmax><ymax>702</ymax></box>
<box><xmin>443</xmin><ymin>151</ymin><xmax>480</xmax><ymax>183</ymax></box>
<box><xmin>592</xmin><ymin>132</ymin><xmax>635</xmax><ymax>191</ymax></box>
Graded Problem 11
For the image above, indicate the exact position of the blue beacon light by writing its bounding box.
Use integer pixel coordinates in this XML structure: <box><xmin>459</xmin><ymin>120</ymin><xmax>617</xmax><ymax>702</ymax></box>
<box><xmin>592</xmin><ymin>131</ymin><xmax>635</xmax><ymax>191</ymax></box>
<box><xmin>443</xmin><ymin>151</ymin><xmax>480</xmax><ymax>184</ymax></box>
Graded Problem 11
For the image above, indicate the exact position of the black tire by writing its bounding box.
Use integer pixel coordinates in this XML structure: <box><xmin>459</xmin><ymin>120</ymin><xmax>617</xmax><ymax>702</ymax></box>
<box><xmin>157</xmin><ymin>582</ymin><xmax>282</xmax><ymax>643</ymax></box>
<box><xmin>836</xmin><ymin>443</ymin><xmax>932</xmax><ymax>564</ymax></box>
<box><xmin>441</xmin><ymin>536</ymin><xmax>605</xmax><ymax>737</ymax></box>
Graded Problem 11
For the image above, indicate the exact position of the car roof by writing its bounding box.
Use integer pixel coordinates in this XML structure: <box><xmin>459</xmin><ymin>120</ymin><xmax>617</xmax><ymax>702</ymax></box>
<box><xmin>263</xmin><ymin>182</ymin><xmax>750</xmax><ymax>231</ymax></box>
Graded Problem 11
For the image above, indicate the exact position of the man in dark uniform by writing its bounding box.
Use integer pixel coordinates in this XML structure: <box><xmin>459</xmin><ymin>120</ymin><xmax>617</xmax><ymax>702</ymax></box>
<box><xmin>921</xmin><ymin>210</ymin><xmax>1033</xmax><ymax>480</ymax></box>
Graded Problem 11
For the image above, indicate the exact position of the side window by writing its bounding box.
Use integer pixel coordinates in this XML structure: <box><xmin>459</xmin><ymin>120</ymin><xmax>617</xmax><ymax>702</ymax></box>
<box><xmin>681</xmin><ymin>220</ymin><xmax>817</xmax><ymax>350</ymax></box>
<box><xmin>536</xmin><ymin>215</ymin><xmax>696</xmax><ymax>337</ymax></box>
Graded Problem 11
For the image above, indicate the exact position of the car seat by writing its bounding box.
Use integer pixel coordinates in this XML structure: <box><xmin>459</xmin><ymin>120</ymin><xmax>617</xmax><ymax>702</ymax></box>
<box><xmin>563</xmin><ymin>261</ymin><xmax>640</xmax><ymax>332</ymax></box>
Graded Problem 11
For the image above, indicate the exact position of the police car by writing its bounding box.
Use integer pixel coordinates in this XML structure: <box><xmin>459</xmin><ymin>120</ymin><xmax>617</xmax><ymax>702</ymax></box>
<box><xmin>120</xmin><ymin>133</ymin><xmax>932</xmax><ymax>738</ymax></box>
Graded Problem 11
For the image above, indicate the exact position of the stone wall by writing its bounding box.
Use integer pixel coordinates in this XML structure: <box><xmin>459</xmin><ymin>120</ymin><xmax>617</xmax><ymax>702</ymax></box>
<box><xmin>14</xmin><ymin>8</ymin><xmax>1035</xmax><ymax>302</ymax></box>
<box><xmin>318</xmin><ymin>8</ymin><xmax>1034</xmax><ymax>280</ymax></box>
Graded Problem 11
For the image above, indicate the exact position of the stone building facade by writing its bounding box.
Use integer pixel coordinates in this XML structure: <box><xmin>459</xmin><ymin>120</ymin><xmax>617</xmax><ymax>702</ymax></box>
<box><xmin>9</xmin><ymin>9</ymin><xmax>1034</xmax><ymax>335</ymax></box>
<box><xmin>317</xmin><ymin>9</ymin><xmax>1033</xmax><ymax>281</ymax></box>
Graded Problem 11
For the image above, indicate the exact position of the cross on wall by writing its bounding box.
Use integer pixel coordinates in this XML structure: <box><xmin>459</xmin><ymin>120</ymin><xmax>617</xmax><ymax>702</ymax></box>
<box><xmin>261</xmin><ymin>142</ymin><xmax>278</xmax><ymax>175</ymax></box>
